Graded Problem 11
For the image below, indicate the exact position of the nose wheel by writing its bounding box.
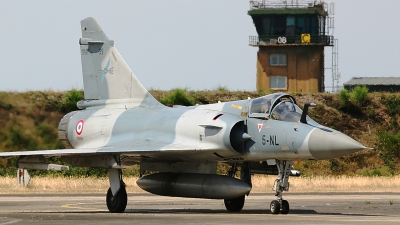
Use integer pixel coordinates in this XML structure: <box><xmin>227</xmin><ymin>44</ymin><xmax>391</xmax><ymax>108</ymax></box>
<box><xmin>280</xmin><ymin>200</ymin><xmax>289</xmax><ymax>214</ymax></box>
<box><xmin>270</xmin><ymin>200</ymin><xmax>280</xmax><ymax>214</ymax></box>
<box><xmin>270</xmin><ymin>200</ymin><xmax>289</xmax><ymax>214</ymax></box>
<box><xmin>270</xmin><ymin>160</ymin><xmax>292</xmax><ymax>214</ymax></box>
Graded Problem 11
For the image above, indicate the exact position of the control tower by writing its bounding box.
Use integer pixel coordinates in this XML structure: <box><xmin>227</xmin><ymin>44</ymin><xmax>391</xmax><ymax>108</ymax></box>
<box><xmin>248</xmin><ymin>0</ymin><xmax>335</xmax><ymax>92</ymax></box>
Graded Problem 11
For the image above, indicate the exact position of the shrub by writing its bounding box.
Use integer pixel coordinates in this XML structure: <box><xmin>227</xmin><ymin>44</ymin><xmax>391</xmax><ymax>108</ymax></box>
<box><xmin>35</xmin><ymin>123</ymin><xmax>64</xmax><ymax>149</ymax></box>
<box><xmin>215</xmin><ymin>85</ymin><xmax>229</xmax><ymax>92</ymax></box>
<box><xmin>159</xmin><ymin>88</ymin><xmax>195</xmax><ymax>106</ymax></box>
<box><xmin>366</xmin><ymin>106</ymin><xmax>375</xmax><ymax>119</ymax></box>
<box><xmin>4</xmin><ymin>103</ymin><xmax>13</xmax><ymax>110</ymax></box>
<box><xmin>359</xmin><ymin>167</ymin><xmax>391</xmax><ymax>177</ymax></box>
<box><xmin>339</xmin><ymin>86</ymin><xmax>369</xmax><ymax>107</ymax></box>
<box><xmin>5</xmin><ymin>125</ymin><xmax>38</xmax><ymax>150</ymax></box>
<box><xmin>382</xmin><ymin>94</ymin><xmax>400</xmax><ymax>116</ymax></box>
<box><xmin>328</xmin><ymin>159</ymin><xmax>345</xmax><ymax>174</ymax></box>
<box><xmin>352</xmin><ymin>86</ymin><xmax>369</xmax><ymax>105</ymax></box>
<box><xmin>60</xmin><ymin>89</ymin><xmax>84</xmax><ymax>113</ymax></box>
<box><xmin>376</xmin><ymin>132</ymin><xmax>400</xmax><ymax>174</ymax></box>
<box><xmin>36</xmin><ymin>123</ymin><xmax>57</xmax><ymax>143</ymax></box>
<box><xmin>339</xmin><ymin>89</ymin><xmax>351</xmax><ymax>104</ymax></box>
<box><xmin>0</xmin><ymin>157</ymin><xmax>17</xmax><ymax>176</ymax></box>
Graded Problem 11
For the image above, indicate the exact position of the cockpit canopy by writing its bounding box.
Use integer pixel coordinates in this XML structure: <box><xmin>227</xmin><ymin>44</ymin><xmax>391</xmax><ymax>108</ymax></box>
<box><xmin>249</xmin><ymin>93</ymin><xmax>304</xmax><ymax>122</ymax></box>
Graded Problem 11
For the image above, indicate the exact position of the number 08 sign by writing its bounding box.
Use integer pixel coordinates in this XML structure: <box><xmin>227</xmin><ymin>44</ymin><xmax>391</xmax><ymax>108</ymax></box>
<box><xmin>75</xmin><ymin>120</ymin><xmax>84</xmax><ymax>135</ymax></box>
<box><xmin>277</xmin><ymin>37</ymin><xmax>287</xmax><ymax>44</ymax></box>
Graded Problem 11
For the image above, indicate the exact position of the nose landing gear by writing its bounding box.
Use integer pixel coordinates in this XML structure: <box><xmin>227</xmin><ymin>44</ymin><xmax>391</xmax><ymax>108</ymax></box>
<box><xmin>270</xmin><ymin>160</ymin><xmax>291</xmax><ymax>214</ymax></box>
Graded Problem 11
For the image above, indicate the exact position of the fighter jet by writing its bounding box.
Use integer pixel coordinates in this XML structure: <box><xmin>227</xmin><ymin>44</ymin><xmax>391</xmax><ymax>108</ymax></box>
<box><xmin>0</xmin><ymin>17</ymin><xmax>367</xmax><ymax>214</ymax></box>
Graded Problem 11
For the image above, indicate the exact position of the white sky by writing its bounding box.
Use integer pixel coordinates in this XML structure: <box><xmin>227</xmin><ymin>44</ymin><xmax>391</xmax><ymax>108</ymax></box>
<box><xmin>1</xmin><ymin>0</ymin><xmax>399</xmax><ymax>92</ymax></box>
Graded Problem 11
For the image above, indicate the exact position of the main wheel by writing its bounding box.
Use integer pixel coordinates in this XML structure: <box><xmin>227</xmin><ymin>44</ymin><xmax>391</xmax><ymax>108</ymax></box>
<box><xmin>224</xmin><ymin>195</ymin><xmax>245</xmax><ymax>212</ymax></box>
<box><xmin>280</xmin><ymin>200</ymin><xmax>289</xmax><ymax>214</ymax></box>
<box><xmin>106</xmin><ymin>186</ymin><xmax>127</xmax><ymax>213</ymax></box>
<box><xmin>270</xmin><ymin>200</ymin><xmax>280</xmax><ymax>214</ymax></box>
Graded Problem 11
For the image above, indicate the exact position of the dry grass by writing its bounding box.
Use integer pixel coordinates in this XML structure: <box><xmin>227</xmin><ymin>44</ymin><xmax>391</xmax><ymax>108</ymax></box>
<box><xmin>1</xmin><ymin>175</ymin><xmax>400</xmax><ymax>195</ymax></box>
<box><xmin>251</xmin><ymin>175</ymin><xmax>400</xmax><ymax>193</ymax></box>
<box><xmin>0</xmin><ymin>176</ymin><xmax>145</xmax><ymax>194</ymax></box>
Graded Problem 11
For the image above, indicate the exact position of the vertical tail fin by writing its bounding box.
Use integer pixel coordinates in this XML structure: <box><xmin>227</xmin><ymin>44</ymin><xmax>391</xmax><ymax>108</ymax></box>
<box><xmin>79</xmin><ymin>17</ymin><xmax>159</xmax><ymax>106</ymax></box>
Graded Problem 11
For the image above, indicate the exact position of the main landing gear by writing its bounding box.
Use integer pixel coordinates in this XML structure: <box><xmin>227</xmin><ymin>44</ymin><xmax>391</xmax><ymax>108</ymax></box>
<box><xmin>223</xmin><ymin>162</ymin><xmax>252</xmax><ymax>212</ymax></box>
<box><xmin>224</xmin><ymin>195</ymin><xmax>245</xmax><ymax>212</ymax></box>
<box><xmin>106</xmin><ymin>185</ymin><xmax>127</xmax><ymax>213</ymax></box>
<box><xmin>270</xmin><ymin>160</ymin><xmax>291</xmax><ymax>214</ymax></box>
<box><xmin>106</xmin><ymin>168</ymin><xmax>127</xmax><ymax>213</ymax></box>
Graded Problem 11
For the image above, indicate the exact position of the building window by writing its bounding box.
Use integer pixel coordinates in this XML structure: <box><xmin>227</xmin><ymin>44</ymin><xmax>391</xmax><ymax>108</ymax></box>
<box><xmin>270</xmin><ymin>54</ymin><xmax>287</xmax><ymax>66</ymax></box>
<box><xmin>270</xmin><ymin>76</ymin><xmax>287</xmax><ymax>89</ymax></box>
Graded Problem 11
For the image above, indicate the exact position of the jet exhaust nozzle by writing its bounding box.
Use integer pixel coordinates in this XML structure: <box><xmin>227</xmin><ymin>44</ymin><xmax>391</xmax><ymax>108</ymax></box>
<box><xmin>137</xmin><ymin>172</ymin><xmax>252</xmax><ymax>199</ymax></box>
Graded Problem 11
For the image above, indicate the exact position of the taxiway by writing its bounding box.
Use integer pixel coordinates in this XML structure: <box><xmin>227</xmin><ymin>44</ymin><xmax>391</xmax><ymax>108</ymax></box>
<box><xmin>0</xmin><ymin>193</ymin><xmax>399</xmax><ymax>224</ymax></box>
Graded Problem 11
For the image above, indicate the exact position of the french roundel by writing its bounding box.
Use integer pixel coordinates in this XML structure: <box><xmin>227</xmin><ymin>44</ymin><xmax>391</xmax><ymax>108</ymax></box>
<box><xmin>75</xmin><ymin>120</ymin><xmax>84</xmax><ymax>135</ymax></box>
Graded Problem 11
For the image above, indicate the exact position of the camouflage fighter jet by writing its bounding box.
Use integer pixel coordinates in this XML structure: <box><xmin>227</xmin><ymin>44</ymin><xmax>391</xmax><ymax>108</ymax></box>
<box><xmin>0</xmin><ymin>17</ymin><xmax>367</xmax><ymax>214</ymax></box>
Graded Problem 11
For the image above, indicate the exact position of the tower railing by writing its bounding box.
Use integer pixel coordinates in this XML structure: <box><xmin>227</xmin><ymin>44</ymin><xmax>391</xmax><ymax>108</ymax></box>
<box><xmin>249</xmin><ymin>0</ymin><xmax>326</xmax><ymax>10</ymax></box>
<box><xmin>249</xmin><ymin>35</ymin><xmax>334</xmax><ymax>46</ymax></box>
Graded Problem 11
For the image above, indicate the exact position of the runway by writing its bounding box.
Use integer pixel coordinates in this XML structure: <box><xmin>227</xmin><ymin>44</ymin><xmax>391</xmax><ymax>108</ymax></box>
<box><xmin>0</xmin><ymin>193</ymin><xmax>399</xmax><ymax>224</ymax></box>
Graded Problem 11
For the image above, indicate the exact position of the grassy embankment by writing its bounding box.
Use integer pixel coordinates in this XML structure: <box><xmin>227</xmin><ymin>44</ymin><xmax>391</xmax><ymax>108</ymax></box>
<box><xmin>0</xmin><ymin>88</ymin><xmax>400</xmax><ymax>191</ymax></box>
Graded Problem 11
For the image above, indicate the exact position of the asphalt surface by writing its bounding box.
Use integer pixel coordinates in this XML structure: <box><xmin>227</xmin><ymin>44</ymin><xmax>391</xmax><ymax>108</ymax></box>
<box><xmin>0</xmin><ymin>193</ymin><xmax>399</xmax><ymax>224</ymax></box>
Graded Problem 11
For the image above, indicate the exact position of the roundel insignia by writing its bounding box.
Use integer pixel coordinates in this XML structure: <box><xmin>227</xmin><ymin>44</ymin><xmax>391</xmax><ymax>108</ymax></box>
<box><xmin>75</xmin><ymin>120</ymin><xmax>84</xmax><ymax>135</ymax></box>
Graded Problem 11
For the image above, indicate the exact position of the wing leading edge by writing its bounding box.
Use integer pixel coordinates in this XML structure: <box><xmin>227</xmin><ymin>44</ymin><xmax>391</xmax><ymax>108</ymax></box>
<box><xmin>0</xmin><ymin>141</ymin><xmax>199</xmax><ymax>159</ymax></box>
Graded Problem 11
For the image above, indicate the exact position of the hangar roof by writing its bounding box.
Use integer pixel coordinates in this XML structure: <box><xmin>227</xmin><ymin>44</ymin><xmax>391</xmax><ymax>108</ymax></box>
<box><xmin>344</xmin><ymin>77</ymin><xmax>400</xmax><ymax>86</ymax></box>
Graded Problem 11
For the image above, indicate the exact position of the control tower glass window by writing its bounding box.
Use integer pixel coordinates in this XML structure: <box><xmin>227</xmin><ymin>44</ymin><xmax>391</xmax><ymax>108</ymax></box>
<box><xmin>318</xmin><ymin>16</ymin><xmax>325</xmax><ymax>35</ymax></box>
<box><xmin>274</xmin><ymin>16</ymin><xmax>286</xmax><ymax>35</ymax></box>
<box><xmin>252</xmin><ymin>15</ymin><xmax>322</xmax><ymax>38</ymax></box>
<box><xmin>270</xmin><ymin>54</ymin><xmax>287</xmax><ymax>66</ymax></box>
<box><xmin>262</xmin><ymin>18</ymin><xmax>271</xmax><ymax>35</ymax></box>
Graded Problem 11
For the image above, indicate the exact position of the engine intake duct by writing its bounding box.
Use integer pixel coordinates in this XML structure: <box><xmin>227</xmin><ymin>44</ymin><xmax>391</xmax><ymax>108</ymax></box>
<box><xmin>229</xmin><ymin>121</ymin><xmax>251</xmax><ymax>154</ymax></box>
<box><xmin>137</xmin><ymin>172</ymin><xmax>251</xmax><ymax>199</ymax></box>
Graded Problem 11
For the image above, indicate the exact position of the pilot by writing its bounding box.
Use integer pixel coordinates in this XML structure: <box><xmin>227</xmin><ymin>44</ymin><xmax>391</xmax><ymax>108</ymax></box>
<box><xmin>271</xmin><ymin>103</ymin><xmax>288</xmax><ymax>120</ymax></box>
<box><xmin>260</xmin><ymin>99</ymin><xmax>271</xmax><ymax>113</ymax></box>
<box><xmin>276</xmin><ymin>103</ymin><xmax>288</xmax><ymax>113</ymax></box>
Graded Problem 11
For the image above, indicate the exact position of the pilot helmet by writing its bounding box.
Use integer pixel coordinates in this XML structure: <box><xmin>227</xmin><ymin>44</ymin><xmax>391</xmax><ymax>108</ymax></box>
<box><xmin>261</xmin><ymin>99</ymin><xmax>270</xmax><ymax>113</ymax></box>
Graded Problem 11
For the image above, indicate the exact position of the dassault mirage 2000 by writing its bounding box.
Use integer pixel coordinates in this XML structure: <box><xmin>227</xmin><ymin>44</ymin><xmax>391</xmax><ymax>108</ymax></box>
<box><xmin>0</xmin><ymin>17</ymin><xmax>367</xmax><ymax>214</ymax></box>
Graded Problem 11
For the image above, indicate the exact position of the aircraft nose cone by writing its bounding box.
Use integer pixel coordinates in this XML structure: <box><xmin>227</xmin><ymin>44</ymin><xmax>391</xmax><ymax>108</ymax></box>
<box><xmin>308</xmin><ymin>128</ymin><xmax>367</xmax><ymax>160</ymax></box>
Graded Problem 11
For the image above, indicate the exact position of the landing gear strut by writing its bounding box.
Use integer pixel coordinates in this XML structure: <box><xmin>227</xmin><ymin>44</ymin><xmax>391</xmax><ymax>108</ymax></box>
<box><xmin>270</xmin><ymin>160</ymin><xmax>291</xmax><ymax>214</ymax></box>
<box><xmin>107</xmin><ymin>166</ymin><xmax>127</xmax><ymax>213</ymax></box>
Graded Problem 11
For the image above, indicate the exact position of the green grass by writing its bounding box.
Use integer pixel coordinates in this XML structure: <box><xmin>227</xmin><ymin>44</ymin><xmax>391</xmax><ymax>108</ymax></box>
<box><xmin>159</xmin><ymin>88</ymin><xmax>195</xmax><ymax>106</ymax></box>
